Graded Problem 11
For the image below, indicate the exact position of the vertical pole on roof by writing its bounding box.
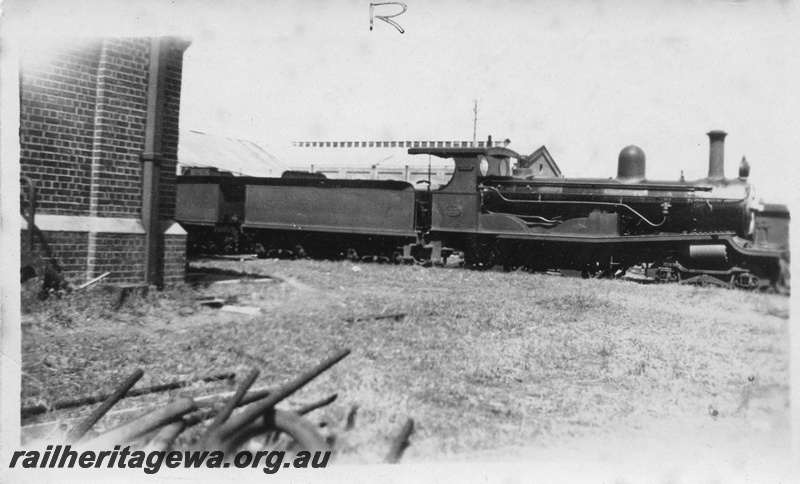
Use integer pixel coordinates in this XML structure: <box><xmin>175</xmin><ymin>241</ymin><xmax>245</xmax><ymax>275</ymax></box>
<box><xmin>472</xmin><ymin>99</ymin><xmax>478</xmax><ymax>146</ymax></box>
<box><xmin>141</xmin><ymin>37</ymin><xmax>169</xmax><ymax>287</ymax></box>
<box><xmin>427</xmin><ymin>155</ymin><xmax>431</xmax><ymax>193</ymax></box>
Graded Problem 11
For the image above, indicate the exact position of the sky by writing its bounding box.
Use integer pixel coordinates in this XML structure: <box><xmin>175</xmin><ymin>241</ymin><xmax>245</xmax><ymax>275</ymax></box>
<box><xmin>2</xmin><ymin>0</ymin><xmax>799</xmax><ymax>203</ymax></box>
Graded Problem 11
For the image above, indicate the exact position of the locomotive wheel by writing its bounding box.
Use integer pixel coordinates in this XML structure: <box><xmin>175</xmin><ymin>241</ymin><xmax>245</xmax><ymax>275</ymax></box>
<box><xmin>581</xmin><ymin>260</ymin><xmax>610</xmax><ymax>279</ymax></box>
<box><xmin>294</xmin><ymin>244</ymin><xmax>308</xmax><ymax>259</ymax></box>
<box><xmin>464</xmin><ymin>238</ymin><xmax>500</xmax><ymax>270</ymax></box>
<box><xmin>304</xmin><ymin>241</ymin><xmax>344</xmax><ymax>260</ymax></box>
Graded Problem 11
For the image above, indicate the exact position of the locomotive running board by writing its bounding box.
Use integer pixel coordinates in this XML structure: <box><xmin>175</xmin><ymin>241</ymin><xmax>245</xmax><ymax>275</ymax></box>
<box><xmin>242</xmin><ymin>223</ymin><xmax>418</xmax><ymax>238</ymax></box>
<box><xmin>493</xmin><ymin>232</ymin><xmax>725</xmax><ymax>243</ymax></box>
<box><xmin>490</xmin><ymin>232</ymin><xmax>784</xmax><ymax>258</ymax></box>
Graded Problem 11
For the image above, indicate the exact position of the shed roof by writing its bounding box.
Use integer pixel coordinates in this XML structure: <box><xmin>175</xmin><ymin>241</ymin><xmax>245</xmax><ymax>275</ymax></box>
<box><xmin>177</xmin><ymin>130</ymin><xmax>290</xmax><ymax>177</ymax></box>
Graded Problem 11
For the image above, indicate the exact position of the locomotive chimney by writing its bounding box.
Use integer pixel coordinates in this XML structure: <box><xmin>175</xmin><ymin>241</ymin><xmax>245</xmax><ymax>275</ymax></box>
<box><xmin>707</xmin><ymin>130</ymin><xmax>727</xmax><ymax>179</ymax></box>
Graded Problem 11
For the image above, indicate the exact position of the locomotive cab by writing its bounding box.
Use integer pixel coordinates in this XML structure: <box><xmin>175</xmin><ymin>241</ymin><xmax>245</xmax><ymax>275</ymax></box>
<box><xmin>408</xmin><ymin>146</ymin><xmax>521</xmax><ymax>235</ymax></box>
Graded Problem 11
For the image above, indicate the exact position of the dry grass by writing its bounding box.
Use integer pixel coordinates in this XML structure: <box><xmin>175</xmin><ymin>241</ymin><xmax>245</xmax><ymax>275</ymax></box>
<box><xmin>20</xmin><ymin>259</ymin><xmax>791</xmax><ymax>465</ymax></box>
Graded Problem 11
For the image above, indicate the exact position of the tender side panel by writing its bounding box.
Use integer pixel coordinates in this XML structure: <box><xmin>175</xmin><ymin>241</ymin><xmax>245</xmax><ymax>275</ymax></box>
<box><xmin>176</xmin><ymin>177</ymin><xmax>246</xmax><ymax>226</ymax></box>
<box><xmin>175</xmin><ymin>183</ymin><xmax>222</xmax><ymax>225</ymax></box>
<box><xmin>244</xmin><ymin>182</ymin><xmax>418</xmax><ymax>236</ymax></box>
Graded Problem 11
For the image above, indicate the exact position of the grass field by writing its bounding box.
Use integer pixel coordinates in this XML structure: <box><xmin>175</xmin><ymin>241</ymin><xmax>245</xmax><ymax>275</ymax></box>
<box><xmin>20</xmin><ymin>258</ymin><xmax>791</xmax><ymax>474</ymax></box>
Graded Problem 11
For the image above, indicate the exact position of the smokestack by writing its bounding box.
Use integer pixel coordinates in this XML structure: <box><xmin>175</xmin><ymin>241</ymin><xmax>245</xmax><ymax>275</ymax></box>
<box><xmin>707</xmin><ymin>130</ymin><xmax>727</xmax><ymax>179</ymax></box>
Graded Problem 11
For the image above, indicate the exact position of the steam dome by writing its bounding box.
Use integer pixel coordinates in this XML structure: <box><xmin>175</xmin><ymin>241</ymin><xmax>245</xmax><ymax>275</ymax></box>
<box><xmin>617</xmin><ymin>145</ymin><xmax>646</xmax><ymax>182</ymax></box>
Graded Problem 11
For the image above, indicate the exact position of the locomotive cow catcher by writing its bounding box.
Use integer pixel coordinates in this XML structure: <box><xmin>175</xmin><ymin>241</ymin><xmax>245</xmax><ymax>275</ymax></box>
<box><xmin>176</xmin><ymin>131</ymin><xmax>789</xmax><ymax>291</ymax></box>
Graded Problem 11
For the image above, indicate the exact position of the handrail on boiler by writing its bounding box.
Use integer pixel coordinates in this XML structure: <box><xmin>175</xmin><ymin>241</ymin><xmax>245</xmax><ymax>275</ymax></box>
<box><xmin>479</xmin><ymin>185</ymin><xmax>668</xmax><ymax>228</ymax></box>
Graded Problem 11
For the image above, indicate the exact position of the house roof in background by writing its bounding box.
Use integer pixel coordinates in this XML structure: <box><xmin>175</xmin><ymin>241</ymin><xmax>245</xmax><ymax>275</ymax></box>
<box><xmin>523</xmin><ymin>145</ymin><xmax>562</xmax><ymax>177</ymax></box>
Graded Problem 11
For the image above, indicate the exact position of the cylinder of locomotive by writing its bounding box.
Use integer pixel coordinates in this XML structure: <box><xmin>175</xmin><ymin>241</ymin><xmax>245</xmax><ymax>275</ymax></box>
<box><xmin>687</xmin><ymin>244</ymin><xmax>728</xmax><ymax>265</ymax></box>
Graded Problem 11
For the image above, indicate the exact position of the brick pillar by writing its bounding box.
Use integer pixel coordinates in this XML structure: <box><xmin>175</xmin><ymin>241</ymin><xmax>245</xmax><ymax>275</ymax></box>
<box><xmin>154</xmin><ymin>38</ymin><xmax>191</xmax><ymax>287</ymax></box>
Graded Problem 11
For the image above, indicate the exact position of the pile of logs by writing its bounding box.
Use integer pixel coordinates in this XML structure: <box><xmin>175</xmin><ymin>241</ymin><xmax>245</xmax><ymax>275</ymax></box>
<box><xmin>22</xmin><ymin>348</ymin><xmax>414</xmax><ymax>464</ymax></box>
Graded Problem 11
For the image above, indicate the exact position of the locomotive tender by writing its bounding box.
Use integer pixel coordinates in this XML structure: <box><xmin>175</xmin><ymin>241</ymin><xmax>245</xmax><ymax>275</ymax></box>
<box><xmin>176</xmin><ymin>131</ymin><xmax>789</xmax><ymax>290</ymax></box>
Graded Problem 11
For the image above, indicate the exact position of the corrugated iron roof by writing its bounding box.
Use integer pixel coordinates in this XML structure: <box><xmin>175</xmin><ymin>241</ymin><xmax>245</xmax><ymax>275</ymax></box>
<box><xmin>178</xmin><ymin>130</ymin><xmax>290</xmax><ymax>176</ymax></box>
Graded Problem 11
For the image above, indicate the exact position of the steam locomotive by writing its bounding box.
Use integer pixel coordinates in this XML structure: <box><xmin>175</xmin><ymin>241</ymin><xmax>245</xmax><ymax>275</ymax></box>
<box><xmin>175</xmin><ymin>131</ymin><xmax>789</xmax><ymax>290</ymax></box>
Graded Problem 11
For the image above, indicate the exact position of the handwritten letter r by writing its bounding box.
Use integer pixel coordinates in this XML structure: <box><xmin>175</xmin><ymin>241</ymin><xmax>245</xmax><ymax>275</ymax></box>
<box><xmin>370</xmin><ymin>3</ymin><xmax>407</xmax><ymax>34</ymax></box>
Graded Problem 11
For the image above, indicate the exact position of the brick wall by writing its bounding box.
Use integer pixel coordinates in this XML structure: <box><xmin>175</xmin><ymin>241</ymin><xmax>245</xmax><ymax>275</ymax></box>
<box><xmin>20</xmin><ymin>41</ymin><xmax>102</xmax><ymax>216</ymax></box>
<box><xmin>92</xmin><ymin>233</ymin><xmax>147</xmax><ymax>283</ymax></box>
<box><xmin>91</xmin><ymin>38</ymin><xmax>149</xmax><ymax>218</ymax></box>
<box><xmin>20</xmin><ymin>231</ymin><xmax>89</xmax><ymax>280</ymax></box>
<box><xmin>19</xmin><ymin>37</ymin><xmax>190</xmax><ymax>287</ymax></box>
